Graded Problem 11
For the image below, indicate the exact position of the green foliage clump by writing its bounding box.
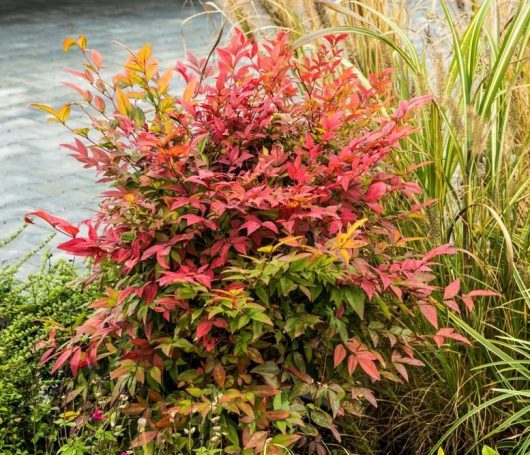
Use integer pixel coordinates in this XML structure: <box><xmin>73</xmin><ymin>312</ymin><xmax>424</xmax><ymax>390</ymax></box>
<box><xmin>0</xmin><ymin>239</ymin><xmax>97</xmax><ymax>454</ymax></box>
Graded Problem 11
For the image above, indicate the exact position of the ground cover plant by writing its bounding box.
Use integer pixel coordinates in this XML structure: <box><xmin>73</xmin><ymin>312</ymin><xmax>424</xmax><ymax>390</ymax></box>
<box><xmin>218</xmin><ymin>0</ymin><xmax>530</xmax><ymax>452</ymax></box>
<box><xmin>24</xmin><ymin>29</ymin><xmax>490</xmax><ymax>454</ymax></box>
<box><xmin>0</xmin><ymin>228</ymin><xmax>98</xmax><ymax>454</ymax></box>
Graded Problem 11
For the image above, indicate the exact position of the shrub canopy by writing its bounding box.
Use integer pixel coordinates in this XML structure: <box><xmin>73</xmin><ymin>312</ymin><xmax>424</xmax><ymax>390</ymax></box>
<box><xmin>28</xmin><ymin>31</ymin><xmax>478</xmax><ymax>453</ymax></box>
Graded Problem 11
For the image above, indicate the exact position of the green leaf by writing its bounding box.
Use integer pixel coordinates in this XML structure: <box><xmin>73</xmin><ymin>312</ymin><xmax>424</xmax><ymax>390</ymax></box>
<box><xmin>221</xmin><ymin>415</ymin><xmax>240</xmax><ymax>448</ymax></box>
<box><xmin>344</xmin><ymin>287</ymin><xmax>365</xmax><ymax>319</ymax></box>
<box><xmin>310</xmin><ymin>409</ymin><xmax>334</xmax><ymax>429</ymax></box>
<box><xmin>271</xmin><ymin>433</ymin><xmax>301</xmax><ymax>447</ymax></box>
<box><xmin>255</xmin><ymin>286</ymin><xmax>269</xmax><ymax>304</ymax></box>
<box><xmin>173</xmin><ymin>338</ymin><xmax>194</xmax><ymax>352</ymax></box>
<box><xmin>251</xmin><ymin>362</ymin><xmax>280</xmax><ymax>376</ymax></box>
<box><xmin>250</xmin><ymin>311</ymin><xmax>273</xmax><ymax>325</ymax></box>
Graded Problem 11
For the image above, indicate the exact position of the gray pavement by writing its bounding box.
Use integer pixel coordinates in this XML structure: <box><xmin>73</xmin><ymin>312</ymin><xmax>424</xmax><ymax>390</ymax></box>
<box><xmin>0</xmin><ymin>0</ymin><xmax>216</xmax><ymax>270</ymax></box>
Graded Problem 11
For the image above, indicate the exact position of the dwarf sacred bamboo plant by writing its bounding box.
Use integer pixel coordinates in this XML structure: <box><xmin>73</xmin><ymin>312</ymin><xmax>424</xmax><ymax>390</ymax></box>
<box><xmin>27</xmin><ymin>31</ymin><xmax>490</xmax><ymax>454</ymax></box>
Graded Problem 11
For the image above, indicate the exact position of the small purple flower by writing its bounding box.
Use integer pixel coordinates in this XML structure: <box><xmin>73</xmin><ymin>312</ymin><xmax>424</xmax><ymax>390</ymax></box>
<box><xmin>92</xmin><ymin>407</ymin><xmax>104</xmax><ymax>421</ymax></box>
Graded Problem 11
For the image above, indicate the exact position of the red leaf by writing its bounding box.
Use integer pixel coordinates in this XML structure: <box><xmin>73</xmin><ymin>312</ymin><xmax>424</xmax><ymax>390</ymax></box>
<box><xmin>366</xmin><ymin>182</ymin><xmax>386</xmax><ymax>203</ymax></box>
<box><xmin>196</xmin><ymin>321</ymin><xmax>214</xmax><ymax>340</ymax></box>
<box><xmin>39</xmin><ymin>347</ymin><xmax>55</xmax><ymax>365</ymax></box>
<box><xmin>70</xmin><ymin>348</ymin><xmax>82</xmax><ymax>376</ymax></box>
<box><xmin>180</xmin><ymin>214</ymin><xmax>205</xmax><ymax>226</ymax></box>
<box><xmin>25</xmin><ymin>210</ymin><xmax>79</xmax><ymax>237</ymax></box>
<box><xmin>240</xmin><ymin>219</ymin><xmax>261</xmax><ymax>235</ymax></box>
<box><xmin>58</xmin><ymin>238</ymin><xmax>101</xmax><ymax>257</ymax></box>
<box><xmin>334</xmin><ymin>344</ymin><xmax>346</xmax><ymax>368</ymax></box>
<box><xmin>262</xmin><ymin>221</ymin><xmax>279</xmax><ymax>234</ymax></box>
<box><xmin>51</xmin><ymin>350</ymin><xmax>72</xmax><ymax>374</ymax></box>
<box><xmin>443</xmin><ymin>278</ymin><xmax>460</xmax><ymax>300</ymax></box>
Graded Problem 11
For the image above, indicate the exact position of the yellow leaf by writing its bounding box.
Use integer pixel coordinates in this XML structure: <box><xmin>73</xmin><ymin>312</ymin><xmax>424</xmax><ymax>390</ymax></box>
<box><xmin>182</xmin><ymin>78</ymin><xmax>198</xmax><ymax>103</ymax></box>
<box><xmin>59</xmin><ymin>410</ymin><xmax>80</xmax><ymax>421</ymax></box>
<box><xmin>77</xmin><ymin>35</ymin><xmax>87</xmax><ymax>51</ymax></box>
<box><xmin>346</xmin><ymin>217</ymin><xmax>368</xmax><ymax>237</ymax></box>
<box><xmin>437</xmin><ymin>449</ymin><xmax>445</xmax><ymax>455</ymax></box>
<box><xmin>135</xmin><ymin>367</ymin><xmax>145</xmax><ymax>384</ymax></box>
<box><xmin>63</xmin><ymin>37</ymin><xmax>77</xmax><ymax>52</ymax></box>
<box><xmin>115</xmin><ymin>87</ymin><xmax>131</xmax><ymax>116</ymax></box>
<box><xmin>343</xmin><ymin>239</ymin><xmax>368</xmax><ymax>249</ymax></box>
<box><xmin>149</xmin><ymin>366</ymin><xmax>162</xmax><ymax>384</ymax></box>
<box><xmin>30</xmin><ymin>103</ymin><xmax>60</xmax><ymax>121</ymax></box>
<box><xmin>58</xmin><ymin>104</ymin><xmax>71</xmax><ymax>123</ymax></box>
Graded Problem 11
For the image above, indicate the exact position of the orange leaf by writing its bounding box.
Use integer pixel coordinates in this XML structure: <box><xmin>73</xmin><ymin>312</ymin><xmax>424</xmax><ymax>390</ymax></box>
<box><xmin>183</xmin><ymin>78</ymin><xmax>198</xmax><ymax>103</ymax></box>
<box><xmin>110</xmin><ymin>364</ymin><xmax>132</xmax><ymax>380</ymax></box>
<box><xmin>157</xmin><ymin>67</ymin><xmax>173</xmax><ymax>93</ymax></box>
<box><xmin>244</xmin><ymin>431</ymin><xmax>268</xmax><ymax>451</ymax></box>
<box><xmin>136</xmin><ymin>43</ymin><xmax>152</xmax><ymax>66</ymax></box>
<box><xmin>131</xmin><ymin>430</ymin><xmax>157</xmax><ymax>448</ymax></box>
<box><xmin>213</xmin><ymin>364</ymin><xmax>226</xmax><ymax>388</ymax></box>
<box><xmin>122</xmin><ymin>403</ymin><xmax>146</xmax><ymax>415</ymax></box>
<box><xmin>265</xmin><ymin>410</ymin><xmax>290</xmax><ymax>421</ymax></box>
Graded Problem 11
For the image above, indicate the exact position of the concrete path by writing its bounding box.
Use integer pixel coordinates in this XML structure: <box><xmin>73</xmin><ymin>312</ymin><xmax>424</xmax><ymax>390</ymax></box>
<box><xmin>0</xmin><ymin>0</ymin><xmax>216</xmax><ymax>269</ymax></box>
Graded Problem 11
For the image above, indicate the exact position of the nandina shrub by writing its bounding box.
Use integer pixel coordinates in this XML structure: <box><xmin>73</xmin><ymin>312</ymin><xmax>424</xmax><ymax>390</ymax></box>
<box><xmin>27</xmin><ymin>31</ymin><xmax>487</xmax><ymax>453</ymax></box>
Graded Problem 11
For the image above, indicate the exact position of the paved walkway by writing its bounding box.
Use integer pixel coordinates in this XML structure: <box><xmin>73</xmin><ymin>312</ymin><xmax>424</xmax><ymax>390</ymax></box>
<box><xmin>0</xmin><ymin>0</ymin><xmax>215</xmax><ymax>269</ymax></box>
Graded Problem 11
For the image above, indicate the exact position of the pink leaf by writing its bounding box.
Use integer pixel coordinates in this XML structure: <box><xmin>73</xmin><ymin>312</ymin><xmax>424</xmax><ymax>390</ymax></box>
<box><xmin>347</xmin><ymin>354</ymin><xmax>358</xmax><ymax>375</ymax></box>
<box><xmin>462</xmin><ymin>296</ymin><xmax>475</xmax><ymax>311</ymax></box>
<box><xmin>444</xmin><ymin>299</ymin><xmax>460</xmax><ymax>312</ymax></box>
<box><xmin>334</xmin><ymin>344</ymin><xmax>346</xmax><ymax>368</ymax></box>
<box><xmin>467</xmin><ymin>290</ymin><xmax>500</xmax><ymax>298</ymax></box>
<box><xmin>418</xmin><ymin>302</ymin><xmax>438</xmax><ymax>328</ymax></box>
<box><xmin>358</xmin><ymin>355</ymin><xmax>380</xmax><ymax>381</ymax></box>
<box><xmin>394</xmin><ymin>362</ymin><xmax>408</xmax><ymax>381</ymax></box>
<box><xmin>443</xmin><ymin>278</ymin><xmax>460</xmax><ymax>300</ymax></box>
